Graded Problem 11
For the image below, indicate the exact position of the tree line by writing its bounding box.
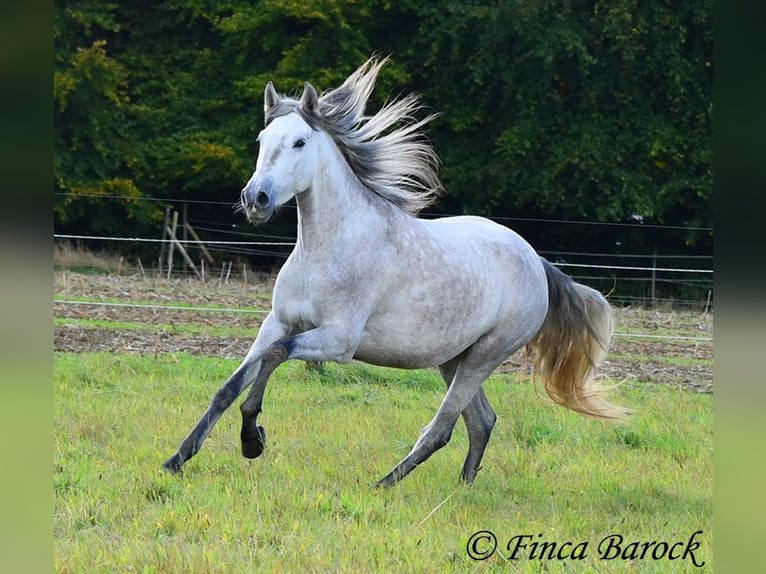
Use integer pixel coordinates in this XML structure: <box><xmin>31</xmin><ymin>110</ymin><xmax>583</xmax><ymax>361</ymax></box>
<box><xmin>54</xmin><ymin>0</ymin><xmax>712</xmax><ymax>269</ymax></box>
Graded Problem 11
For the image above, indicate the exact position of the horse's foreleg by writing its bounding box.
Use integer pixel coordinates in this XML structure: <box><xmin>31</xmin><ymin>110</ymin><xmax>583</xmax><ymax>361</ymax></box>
<box><xmin>162</xmin><ymin>313</ymin><xmax>286</xmax><ymax>474</ymax></box>
<box><xmin>162</xmin><ymin>360</ymin><xmax>258</xmax><ymax>474</ymax></box>
<box><xmin>239</xmin><ymin>323</ymin><xmax>360</xmax><ymax>459</ymax></box>
<box><xmin>239</xmin><ymin>340</ymin><xmax>291</xmax><ymax>458</ymax></box>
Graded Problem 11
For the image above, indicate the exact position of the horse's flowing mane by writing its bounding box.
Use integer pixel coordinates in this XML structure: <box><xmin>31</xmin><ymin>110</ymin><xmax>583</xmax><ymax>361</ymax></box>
<box><xmin>265</xmin><ymin>57</ymin><xmax>442</xmax><ymax>214</ymax></box>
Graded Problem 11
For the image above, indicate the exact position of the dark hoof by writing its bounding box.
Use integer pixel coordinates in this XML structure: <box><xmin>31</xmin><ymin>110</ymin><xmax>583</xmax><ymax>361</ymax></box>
<box><xmin>162</xmin><ymin>454</ymin><xmax>184</xmax><ymax>475</ymax></box>
<box><xmin>241</xmin><ymin>425</ymin><xmax>266</xmax><ymax>459</ymax></box>
<box><xmin>460</xmin><ymin>464</ymin><xmax>482</xmax><ymax>484</ymax></box>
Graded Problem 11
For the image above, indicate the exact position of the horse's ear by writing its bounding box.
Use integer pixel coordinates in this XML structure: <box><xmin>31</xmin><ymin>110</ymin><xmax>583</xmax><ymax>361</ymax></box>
<box><xmin>301</xmin><ymin>82</ymin><xmax>319</xmax><ymax>113</ymax></box>
<box><xmin>264</xmin><ymin>81</ymin><xmax>279</xmax><ymax>115</ymax></box>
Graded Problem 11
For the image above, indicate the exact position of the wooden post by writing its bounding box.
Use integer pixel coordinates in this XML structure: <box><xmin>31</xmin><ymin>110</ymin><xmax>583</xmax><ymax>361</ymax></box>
<box><xmin>165</xmin><ymin>220</ymin><xmax>202</xmax><ymax>280</ymax></box>
<box><xmin>652</xmin><ymin>248</ymin><xmax>657</xmax><ymax>307</ymax></box>
<box><xmin>184</xmin><ymin>222</ymin><xmax>215</xmax><ymax>264</ymax></box>
<box><xmin>182</xmin><ymin>203</ymin><xmax>188</xmax><ymax>275</ymax></box>
<box><xmin>166</xmin><ymin>210</ymin><xmax>179</xmax><ymax>280</ymax></box>
<box><xmin>159</xmin><ymin>207</ymin><xmax>170</xmax><ymax>276</ymax></box>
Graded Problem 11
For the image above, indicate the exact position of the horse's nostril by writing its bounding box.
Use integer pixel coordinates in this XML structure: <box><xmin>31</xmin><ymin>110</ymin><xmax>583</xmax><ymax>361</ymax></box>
<box><xmin>255</xmin><ymin>191</ymin><xmax>270</xmax><ymax>209</ymax></box>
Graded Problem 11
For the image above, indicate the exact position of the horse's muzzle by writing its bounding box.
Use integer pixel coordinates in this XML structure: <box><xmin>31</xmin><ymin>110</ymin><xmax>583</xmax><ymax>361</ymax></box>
<box><xmin>241</xmin><ymin>183</ymin><xmax>275</xmax><ymax>223</ymax></box>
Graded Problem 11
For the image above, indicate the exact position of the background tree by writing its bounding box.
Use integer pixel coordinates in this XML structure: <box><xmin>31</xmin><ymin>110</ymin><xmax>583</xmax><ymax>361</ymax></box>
<box><xmin>401</xmin><ymin>0</ymin><xmax>711</xmax><ymax>248</ymax></box>
<box><xmin>54</xmin><ymin>2</ymin><xmax>162</xmax><ymax>234</ymax></box>
<box><xmin>54</xmin><ymin>0</ymin><xmax>712</xmax><ymax>278</ymax></box>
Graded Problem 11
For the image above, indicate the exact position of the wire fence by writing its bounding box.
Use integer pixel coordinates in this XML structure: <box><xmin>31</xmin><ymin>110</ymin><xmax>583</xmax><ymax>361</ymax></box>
<box><xmin>54</xmin><ymin>229</ymin><xmax>713</xmax><ymax>310</ymax></box>
<box><xmin>53</xmin><ymin>233</ymin><xmax>712</xmax><ymax>272</ymax></box>
<box><xmin>53</xmin><ymin>194</ymin><xmax>713</xmax><ymax>310</ymax></box>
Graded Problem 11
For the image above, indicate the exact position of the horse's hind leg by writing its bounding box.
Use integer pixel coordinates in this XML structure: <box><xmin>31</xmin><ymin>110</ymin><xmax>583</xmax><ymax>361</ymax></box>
<box><xmin>458</xmin><ymin>390</ymin><xmax>497</xmax><ymax>483</ymax></box>
<box><xmin>439</xmin><ymin>360</ymin><xmax>497</xmax><ymax>484</ymax></box>
<box><xmin>375</xmin><ymin>354</ymin><xmax>501</xmax><ymax>488</ymax></box>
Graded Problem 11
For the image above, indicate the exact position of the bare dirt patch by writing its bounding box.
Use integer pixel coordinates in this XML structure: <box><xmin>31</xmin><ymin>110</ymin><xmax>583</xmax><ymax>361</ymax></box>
<box><xmin>54</xmin><ymin>271</ymin><xmax>713</xmax><ymax>393</ymax></box>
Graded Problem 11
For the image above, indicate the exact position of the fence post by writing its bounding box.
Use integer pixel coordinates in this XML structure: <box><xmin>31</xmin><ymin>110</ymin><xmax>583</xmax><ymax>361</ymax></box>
<box><xmin>165</xmin><ymin>216</ymin><xmax>202</xmax><ymax>280</ymax></box>
<box><xmin>182</xmin><ymin>203</ymin><xmax>188</xmax><ymax>275</ymax></box>
<box><xmin>166</xmin><ymin>210</ymin><xmax>179</xmax><ymax>280</ymax></box>
<box><xmin>185</xmin><ymin>222</ymin><xmax>215</xmax><ymax>264</ymax></box>
<box><xmin>159</xmin><ymin>207</ymin><xmax>170</xmax><ymax>276</ymax></box>
<box><xmin>652</xmin><ymin>243</ymin><xmax>657</xmax><ymax>307</ymax></box>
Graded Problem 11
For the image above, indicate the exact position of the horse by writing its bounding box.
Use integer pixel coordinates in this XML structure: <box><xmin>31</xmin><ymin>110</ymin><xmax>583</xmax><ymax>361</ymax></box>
<box><xmin>162</xmin><ymin>57</ymin><xmax>628</xmax><ymax>487</ymax></box>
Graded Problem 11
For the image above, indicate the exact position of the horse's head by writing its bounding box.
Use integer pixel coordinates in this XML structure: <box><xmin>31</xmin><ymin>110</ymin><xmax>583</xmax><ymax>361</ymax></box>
<box><xmin>241</xmin><ymin>82</ymin><xmax>320</xmax><ymax>223</ymax></box>
<box><xmin>241</xmin><ymin>56</ymin><xmax>441</xmax><ymax>222</ymax></box>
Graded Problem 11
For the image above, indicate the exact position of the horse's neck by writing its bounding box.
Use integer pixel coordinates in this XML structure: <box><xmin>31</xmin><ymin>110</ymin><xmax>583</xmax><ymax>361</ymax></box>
<box><xmin>294</xmin><ymin>138</ymin><xmax>395</xmax><ymax>253</ymax></box>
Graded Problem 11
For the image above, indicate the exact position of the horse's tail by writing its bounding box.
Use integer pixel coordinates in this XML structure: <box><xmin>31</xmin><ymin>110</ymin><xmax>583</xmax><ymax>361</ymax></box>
<box><xmin>527</xmin><ymin>259</ymin><xmax>629</xmax><ymax>420</ymax></box>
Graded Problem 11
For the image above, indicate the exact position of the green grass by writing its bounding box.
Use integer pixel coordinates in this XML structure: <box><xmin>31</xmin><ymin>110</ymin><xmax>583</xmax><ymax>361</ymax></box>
<box><xmin>54</xmin><ymin>317</ymin><xmax>258</xmax><ymax>338</ymax></box>
<box><xmin>54</xmin><ymin>352</ymin><xmax>712</xmax><ymax>572</ymax></box>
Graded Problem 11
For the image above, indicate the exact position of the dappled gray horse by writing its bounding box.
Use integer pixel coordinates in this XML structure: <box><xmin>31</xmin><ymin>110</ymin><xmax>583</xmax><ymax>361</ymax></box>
<box><xmin>163</xmin><ymin>57</ymin><xmax>627</xmax><ymax>486</ymax></box>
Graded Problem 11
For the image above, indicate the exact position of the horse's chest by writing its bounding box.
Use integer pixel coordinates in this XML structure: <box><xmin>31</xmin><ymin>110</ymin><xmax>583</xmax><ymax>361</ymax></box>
<box><xmin>273</xmin><ymin>259</ymin><xmax>359</xmax><ymax>331</ymax></box>
<box><xmin>274</xmin><ymin>293</ymin><xmax>318</xmax><ymax>331</ymax></box>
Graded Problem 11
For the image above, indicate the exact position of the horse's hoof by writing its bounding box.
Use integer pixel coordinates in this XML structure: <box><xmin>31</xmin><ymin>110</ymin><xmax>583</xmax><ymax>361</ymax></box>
<box><xmin>241</xmin><ymin>425</ymin><xmax>266</xmax><ymax>459</ymax></box>
<box><xmin>162</xmin><ymin>454</ymin><xmax>183</xmax><ymax>475</ymax></box>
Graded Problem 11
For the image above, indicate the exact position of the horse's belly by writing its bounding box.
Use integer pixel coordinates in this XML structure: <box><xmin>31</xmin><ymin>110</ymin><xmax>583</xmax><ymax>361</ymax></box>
<box><xmin>352</xmin><ymin>311</ymin><xmax>493</xmax><ymax>369</ymax></box>
<box><xmin>352</xmin><ymin>343</ymin><xmax>456</xmax><ymax>369</ymax></box>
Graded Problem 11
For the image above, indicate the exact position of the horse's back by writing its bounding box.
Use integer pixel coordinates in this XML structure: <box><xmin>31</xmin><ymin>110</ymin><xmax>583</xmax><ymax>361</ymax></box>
<box><xmin>421</xmin><ymin>215</ymin><xmax>545</xmax><ymax>285</ymax></box>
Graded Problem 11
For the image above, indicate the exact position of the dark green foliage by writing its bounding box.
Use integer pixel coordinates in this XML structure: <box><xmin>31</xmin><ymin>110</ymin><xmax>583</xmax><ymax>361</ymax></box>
<box><xmin>406</xmin><ymin>1</ymin><xmax>711</xmax><ymax>226</ymax></box>
<box><xmin>54</xmin><ymin>2</ymin><xmax>160</xmax><ymax>234</ymax></box>
<box><xmin>54</xmin><ymin>0</ymin><xmax>712</xmax><ymax>259</ymax></box>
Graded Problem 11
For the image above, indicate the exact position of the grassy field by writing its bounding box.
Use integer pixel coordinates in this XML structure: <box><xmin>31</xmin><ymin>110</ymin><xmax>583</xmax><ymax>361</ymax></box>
<box><xmin>54</xmin><ymin>350</ymin><xmax>712</xmax><ymax>572</ymax></box>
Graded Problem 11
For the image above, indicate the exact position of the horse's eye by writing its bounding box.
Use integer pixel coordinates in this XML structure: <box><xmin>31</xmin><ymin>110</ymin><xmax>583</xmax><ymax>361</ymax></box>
<box><xmin>293</xmin><ymin>138</ymin><xmax>306</xmax><ymax>149</ymax></box>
